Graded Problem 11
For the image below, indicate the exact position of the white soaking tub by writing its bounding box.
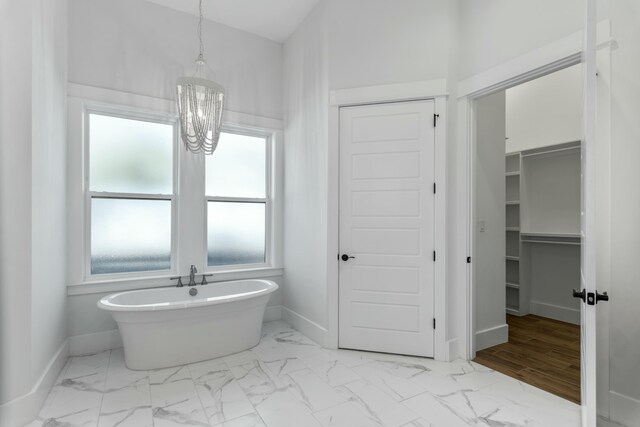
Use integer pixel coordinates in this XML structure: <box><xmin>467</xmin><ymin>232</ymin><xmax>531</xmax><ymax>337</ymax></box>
<box><xmin>97</xmin><ymin>279</ymin><xmax>278</xmax><ymax>370</ymax></box>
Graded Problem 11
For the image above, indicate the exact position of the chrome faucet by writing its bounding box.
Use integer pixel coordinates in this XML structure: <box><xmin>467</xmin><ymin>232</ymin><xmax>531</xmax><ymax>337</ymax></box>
<box><xmin>188</xmin><ymin>265</ymin><xmax>198</xmax><ymax>286</ymax></box>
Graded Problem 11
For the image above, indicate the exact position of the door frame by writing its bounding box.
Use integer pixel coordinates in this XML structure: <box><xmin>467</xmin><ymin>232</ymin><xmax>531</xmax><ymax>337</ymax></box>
<box><xmin>459</xmin><ymin>20</ymin><xmax>614</xmax><ymax>421</ymax></box>
<box><xmin>327</xmin><ymin>80</ymin><xmax>449</xmax><ymax>361</ymax></box>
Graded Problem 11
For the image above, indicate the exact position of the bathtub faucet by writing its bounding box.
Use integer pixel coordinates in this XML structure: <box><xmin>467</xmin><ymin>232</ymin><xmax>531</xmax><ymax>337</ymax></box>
<box><xmin>189</xmin><ymin>265</ymin><xmax>198</xmax><ymax>286</ymax></box>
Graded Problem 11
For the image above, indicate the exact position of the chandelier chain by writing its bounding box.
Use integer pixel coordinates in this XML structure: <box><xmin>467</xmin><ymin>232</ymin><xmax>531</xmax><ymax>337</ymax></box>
<box><xmin>198</xmin><ymin>0</ymin><xmax>204</xmax><ymax>60</ymax></box>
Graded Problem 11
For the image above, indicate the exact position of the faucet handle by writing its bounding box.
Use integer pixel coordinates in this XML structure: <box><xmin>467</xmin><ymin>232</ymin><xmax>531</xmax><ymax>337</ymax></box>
<box><xmin>190</xmin><ymin>265</ymin><xmax>197</xmax><ymax>274</ymax></box>
<box><xmin>170</xmin><ymin>276</ymin><xmax>184</xmax><ymax>287</ymax></box>
<box><xmin>201</xmin><ymin>274</ymin><xmax>213</xmax><ymax>285</ymax></box>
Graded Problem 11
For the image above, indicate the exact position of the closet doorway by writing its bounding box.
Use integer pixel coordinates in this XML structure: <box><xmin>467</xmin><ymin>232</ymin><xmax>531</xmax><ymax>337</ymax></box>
<box><xmin>471</xmin><ymin>65</ymin><xmax>583</xmax><ymax>403</ymax></box>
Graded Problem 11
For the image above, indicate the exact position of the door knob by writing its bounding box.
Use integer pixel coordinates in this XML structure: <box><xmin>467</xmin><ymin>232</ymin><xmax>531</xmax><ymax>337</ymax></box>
<box><xmin>573</xmin><ymin>289</ymin><xmax>610</xmax><ymax>305</ymax></box>
<box><xmin>341</xmin><ymin>254</ymin><xmax>355</xmax><ymax>261</ymax></box>
<box><xmin>595</xmin><ymin>291</ymin><xmax>609</xmax><ymax>303</ymax></box>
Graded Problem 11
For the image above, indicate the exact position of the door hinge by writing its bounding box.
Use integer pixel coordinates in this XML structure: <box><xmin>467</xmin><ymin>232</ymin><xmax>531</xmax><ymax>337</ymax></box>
<box><xmin>433</xmin><ymin>113</ymin><xmax>440</xmax><ymax>127</ymax></box>
<box><xmin>433</xmin><ymin>182</ymin><xmax>436</xmax><ymax>194</ymax></box>
<box><xmin>433</xmin><ymin>251</ymin><xmax>436</xmax><ymax>262</ymax></box>
<box><xmin>433</xmin><ymin>318</ymin><xmax>436</xmax><ymax>329</ymax></box>
<box><xmin>467</xmin><ymin>256</ymin><xmax>471</xmax><ymax>263</ymax></box>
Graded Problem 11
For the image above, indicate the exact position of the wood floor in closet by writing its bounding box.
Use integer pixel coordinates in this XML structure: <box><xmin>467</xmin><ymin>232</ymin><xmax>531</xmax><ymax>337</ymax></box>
<box><xmin>474</xmin><ymin>314</ymin><xmax>581</xmax><ymax>404</ymax></box>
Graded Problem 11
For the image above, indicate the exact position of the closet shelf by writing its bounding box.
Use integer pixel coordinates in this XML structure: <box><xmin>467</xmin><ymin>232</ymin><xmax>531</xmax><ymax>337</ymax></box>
<box><xmin>520</xmin><ymin>232</ymin><xmax>580</xmax><ymax>238</ymax></box>
<box><xmin>506</xmin><ymin>256</ymin><xmax>520</xmax><ymax>261</ymax></box>
<box><xmin>506</xmin><ymin>282</ymin><xmax>520</xmax><ymax>289</ymax></box>
<box><xmin>506</xmin><ymin>201</ymin><xmax>520</xmax><ymax>205</ymax></box>
<box><xmin>506</xmin><ymin>227</ymin><xmax>520</xmax><ymax>232</ymax></box>
<box><xmin>505</xmin><ymin>171</ymin><xmax>520</xmax><ymax>177</ymax></box>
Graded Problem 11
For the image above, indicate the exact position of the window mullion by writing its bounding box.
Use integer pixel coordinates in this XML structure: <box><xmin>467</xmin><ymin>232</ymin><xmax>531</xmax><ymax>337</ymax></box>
<box><xmin>89</xmin><ymin>191</ymin><xmax>174</xmax><ymax>201</ymax></box>
<box><xmin>206</xmin><ymin>196</ymin><xmax>267</xmax><ymax>204</ymax></box>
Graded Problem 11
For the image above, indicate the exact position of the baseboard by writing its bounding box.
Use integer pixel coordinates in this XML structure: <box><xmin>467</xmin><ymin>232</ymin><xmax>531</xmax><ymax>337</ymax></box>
<box><xmin>609</xmin><ymin>390</ymin><xmax>640</xmax><ymax>427</ymax></box>
<box><xmin>446</xmin><ymin>338</ymin><xmax>461</xmax><ymax>361</ymax></box>
<box><xmin>597</xmin><ymin>416</ymin><xmax>628</xmax><ymax>427</ymax></box>
<box><xmin>281</xmin><ymin>306</ymin><xmax>328</xmax><ymax>347</ymax></box>
<box><xmin>264</xmin><ymin>305</ymin><xmax>282</xmax><ymax>322</ymax></box>
<box><xmin>69</xmin><ymin>329</ymin><xmax>123</xmax><ymax>356</ymax></box>
<box><xmin>0</xmin><ymin>339</ymin><xmax>69</xmax><ymax>427</ymax></box>
<box><xmin>530</xmin><ymin>300</ymin><xmax>580</xmax><ymax>325</ymax></box>
<box><xmin>475</xmin><ymin>324</ymin><xmax>508</xmax><ymax>351</ymax></box>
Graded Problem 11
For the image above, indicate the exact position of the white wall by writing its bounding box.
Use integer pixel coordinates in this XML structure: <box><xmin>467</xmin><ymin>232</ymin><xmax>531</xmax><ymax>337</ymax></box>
<box><xmin>326</xmin><ymin>0</ymin><xmax>449</xmax><ymax>90</ymax></box>
<box><xmin>607</xmin><ymin>0</ymin><xmax>640</xmax><ymax>421</ymax></box>
<box><xmin>506</xmin><ymin>65</ymin><xmax>583</xmax><ymax>153</ymax></box>
<box><xmin>68</xmin><ymin>0</ymin><xmax>283</xmax><ymax>120</ymax></box>
<box><xmin>457</xmin><ymin>0</ymin><xmax>586</xmax><ymax>79</ymax></box>
<box><xmin>528</xmin><ymin>244</ymin><xmax>580</xmax><ymax>324</ymax></box>
<box><xmin>0</xmin><ymin>1</ymin><xmax>68</xmax><ymax>425</ymax></box>
<box><xmin>282</xmin><ymin>1</ymin><xmax>330</xmax><ymax>332</ymax></box>
<box><xmin>0</xmin><ymin>0</ymin><xmax>34</xmax><ymax>407</ymax></box>
<box><xmin>474</xmin><ymin>91</ymin><xmax>507</xmax><ymax>350</ymax></box>
<box><xmin>31</xmin><ymin>0</ymin><xmax>68</xmax><ymax>385</ymax></box>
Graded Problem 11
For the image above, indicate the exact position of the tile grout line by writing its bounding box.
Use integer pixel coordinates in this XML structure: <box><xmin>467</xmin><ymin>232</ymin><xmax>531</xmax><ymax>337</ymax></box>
<box><xmin>95</xmin><ymin>349</ymin><xmax>112</xmax><ymax>427</ymax></box>
<box><xmin>184</xmin><ymin>362</ymin><xmax>212</xmax><ymax>426</ymax></box>
<box><xmin>220</xmin><ymin>352</ymin><xmax>266</xmax><ymax>426</ymax></box>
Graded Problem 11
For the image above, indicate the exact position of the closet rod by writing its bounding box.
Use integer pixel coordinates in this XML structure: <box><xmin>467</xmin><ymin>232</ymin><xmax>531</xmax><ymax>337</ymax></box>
<box><xmin>521</xmin><ymin>143</ymin><xmax>581</xmax><ymax>158</ymax></box>
<box><xmin>521</xmin><ymin>239</ymin><xmax>581</xmax><ymax>246</ymax></box>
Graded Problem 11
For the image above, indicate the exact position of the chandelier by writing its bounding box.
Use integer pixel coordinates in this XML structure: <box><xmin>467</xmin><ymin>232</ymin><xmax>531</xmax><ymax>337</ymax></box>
<box><xmin>176</xmin><ymin>0</ymin><xmax>225</xmax><ymax>155</ymax></box>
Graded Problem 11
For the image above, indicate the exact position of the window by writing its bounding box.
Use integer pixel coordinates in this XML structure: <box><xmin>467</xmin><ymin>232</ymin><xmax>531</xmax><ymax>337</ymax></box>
<box><xmin>205</xmin><ymin>131</ymin><xmax>270</xmax><ymax>267</ymax></box>
<box><xmin>87</xmin><ymin>112</ymin><xmax>176</xmax><ymax>275</ymax></box>
<box><xmin>70</xmin><ymin>92</ymin><xmax>282</xmax><ymax>291</ymax></box>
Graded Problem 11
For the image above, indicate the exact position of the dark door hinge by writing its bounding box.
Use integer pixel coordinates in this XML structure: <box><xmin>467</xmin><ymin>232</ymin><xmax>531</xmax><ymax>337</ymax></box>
<box><xmin>433</xmin><ymin>182</ymin><xmax>436</xmax><ymax>194</ymax></box>
<box><xmin>433</xmin><ymin>113</ymin><xmax>440</xmax><ymax>127</ymax></box>
<box><xmin>467</xmin><ymin>256</ymin><xmax>471</xmax><ymax>263</ymax></box>
<box><xmin>433</xmin><ymin>318</ymin><xmax>436</xmax><ymax>329</ymax></box>
<box><xmin>433</xmin><ymin>251</ymin><xmax>436</xmax><ymax>262</ymax></box>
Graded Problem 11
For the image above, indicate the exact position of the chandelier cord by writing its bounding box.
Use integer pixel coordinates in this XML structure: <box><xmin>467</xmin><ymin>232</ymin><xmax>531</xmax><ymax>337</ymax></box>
<box><xmin>198</xmin><ymin>0</ymin><xmax>204</xmax><ymax>60</ymax></box>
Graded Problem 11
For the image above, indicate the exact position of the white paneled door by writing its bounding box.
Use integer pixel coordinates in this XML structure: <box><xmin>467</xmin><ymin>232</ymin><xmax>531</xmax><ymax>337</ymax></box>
<box><xmin>338</xmin><ymin>100</ymin><xmax>436</xmax><ymax>357</ymax></box>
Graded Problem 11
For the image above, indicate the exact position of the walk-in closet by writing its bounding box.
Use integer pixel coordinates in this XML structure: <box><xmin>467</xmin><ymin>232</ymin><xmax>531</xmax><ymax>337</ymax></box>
<box><xmin>473</xmin><ymin>64</ymin><xmax>583</xmax><ymax>403</ymax></box>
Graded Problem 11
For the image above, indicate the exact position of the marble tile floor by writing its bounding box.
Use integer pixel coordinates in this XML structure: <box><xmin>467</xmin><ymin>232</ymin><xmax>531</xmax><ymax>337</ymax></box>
<box><xmin>24</xmin><ymin>321</ymin><xmax>581</xmax><ymax>427</ymax></box>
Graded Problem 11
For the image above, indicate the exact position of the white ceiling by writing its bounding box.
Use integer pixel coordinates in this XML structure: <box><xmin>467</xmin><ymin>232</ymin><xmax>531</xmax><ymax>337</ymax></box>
<box><xmin>146</xmin><ymin>0</ymin><xmax>321</xmax><ymax>43</ymax></box>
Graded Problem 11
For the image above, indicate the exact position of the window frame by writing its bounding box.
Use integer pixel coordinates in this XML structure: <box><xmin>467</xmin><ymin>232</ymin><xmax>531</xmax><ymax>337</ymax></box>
<box><xmin>204</xmin><ymin>126</ymin><xmax>274</xmax><ymax>272</ymax></box>
<box><xmin>83</xmin><ymin>106</ymin><xmax>179</xmax><ymax>281</ymax></box>
<box><xmin>66</xmin><ymin>86</ymin><xmax>284</xmax><ymax>296</ymax></box>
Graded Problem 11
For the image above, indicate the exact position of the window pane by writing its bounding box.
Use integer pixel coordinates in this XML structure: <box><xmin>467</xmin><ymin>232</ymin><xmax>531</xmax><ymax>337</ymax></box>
<box><xmin>205</xmin><ymin>132</ymin><xmax>266</xmax><ymax>198</ymax></box>
<box><xmin>91</xmin><ymin>198</ymin><xmax>171</xmax><ymax>274</ymax></box>
<box><xmin>208</xmin><ymin>202</ymin><xmax>265</xmax><ymax>266</ymax></box>
<box><xmin>89</xmin><ymin>114</ymin><xmax>173</xmax><ymax>194</ymax></box>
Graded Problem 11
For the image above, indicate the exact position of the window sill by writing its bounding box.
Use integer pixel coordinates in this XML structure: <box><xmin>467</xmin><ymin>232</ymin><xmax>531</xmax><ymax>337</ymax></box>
<box><xmin>67</xmin><ymin>267</ymin><xmax>284</xmax><ymax>296</ymax></box>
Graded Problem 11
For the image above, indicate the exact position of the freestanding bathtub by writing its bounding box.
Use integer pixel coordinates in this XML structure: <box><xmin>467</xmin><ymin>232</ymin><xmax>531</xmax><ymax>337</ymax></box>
<box><xmin>97</xmin><ymin>279</ymin><xmax>278</xmax><ymax>370</ymax></box>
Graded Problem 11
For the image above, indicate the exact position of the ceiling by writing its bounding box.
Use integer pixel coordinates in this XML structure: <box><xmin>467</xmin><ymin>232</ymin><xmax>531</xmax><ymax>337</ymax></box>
<box><xmin>146</xmin><ymin>0</ymin><xmax>321</xmax><ymax>43</ymax></box>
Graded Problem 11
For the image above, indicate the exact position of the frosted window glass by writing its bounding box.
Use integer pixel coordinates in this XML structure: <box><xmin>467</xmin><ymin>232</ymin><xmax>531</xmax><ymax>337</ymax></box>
<box><xmin>89</xmin><ymin>114</ymin><xmax>173</xmax><ymax>194</ymax></box>
<box><xmin>206</xmin><ymin>133</ymin><xmax>266</xmax><ymax>198</ymax></box>
<box><xmin>208</xmin><ymin>202</ymin><xmax>265</xmax><ymax>266</ymax></box>
<box><xmin>91</xmin><ymin>198</ymin><xmax>172</xmax><ymax>274</ymax></box>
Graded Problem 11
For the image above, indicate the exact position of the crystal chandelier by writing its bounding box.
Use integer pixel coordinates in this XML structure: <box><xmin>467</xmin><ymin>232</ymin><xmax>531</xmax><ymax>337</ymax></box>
<box><xmin>176</xmin><ymin>0</ymin><xmax>225</xmax><ymax>155</ymax></box>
